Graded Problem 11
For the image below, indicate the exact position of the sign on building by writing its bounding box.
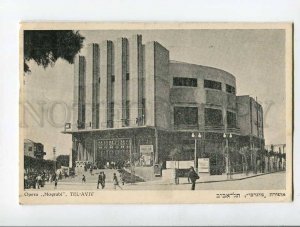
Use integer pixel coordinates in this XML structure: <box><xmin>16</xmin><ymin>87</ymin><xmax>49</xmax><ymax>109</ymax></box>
<box><xmin>198</xmin><ymin>158</ymin><xmax>210</xmax><ymax>173</ymax></box>
<box><xmin>140</xmin><ymin>145</ymin><xmax>153</xmax><ymax>166</ymax></box>
<box><xmin>166</xmin><ymin>160</ymin><xmax>194</xmax><ymax>169</ymax></box>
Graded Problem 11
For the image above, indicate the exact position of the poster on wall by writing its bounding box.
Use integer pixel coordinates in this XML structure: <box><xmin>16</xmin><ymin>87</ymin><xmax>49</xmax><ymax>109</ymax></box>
<box><xmin>198</xmin><ymin>158</ymin><xmax>210</xmax><ymax>173</ymax></box>
<box><xmin>140</xmin><ymin>145</ymin><xmax>153</xmax><ymax>166</ymax></box>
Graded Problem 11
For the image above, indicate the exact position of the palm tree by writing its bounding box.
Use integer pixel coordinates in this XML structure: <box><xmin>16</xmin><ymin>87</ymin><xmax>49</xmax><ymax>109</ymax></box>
<box><xmin>238</xmin><ymin>146</ymin><xmax>249</xmax><ymax>175</ymax></box>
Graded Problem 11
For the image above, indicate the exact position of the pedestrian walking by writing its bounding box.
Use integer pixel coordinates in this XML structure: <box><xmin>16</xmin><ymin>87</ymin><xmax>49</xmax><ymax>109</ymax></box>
<box><xmin>261</xmin><ymin>159</ymin><xmax>265</xmax><ymax>173</ymax></box>
<box><xmin>24</xmin><ymin>174</ymin><xmax>28</xmax><ymax>189</ymax></box>
<box><xmin>54</xmin><ymin>177</ymin><xmax>58</xmax><ymax>189</ymax></box>
<box><xmin>36</xmin><ymin>174</ymin><xmax>42</xmax><ymax>189</ymax></box>
<box><xmin>50</xmin><ymin>173</ymin><xmax>55</xmax><ymax>183</ymax></box>
<box><xmin>188</xmin><ymin>166</ymin><xmax>199</xmax><ymax>190</ymax></box>
<box><xmin>82</xmin><ymin>174</ymin><xmax>86</xmax><ymax>183</ymax></box>
<box><xmin>120</xmin><ymin>172</ymin><xmax>125</xmax><ymax>185</ymax></box>
<box><xmin>102</xmin><ymin>172</ymin><xmax>106</xmax><ymax>189</ymax></box>
<box><xmin>97</xmin><ymin>173</ymin><xmax>103</xmax><ymax>189</ymax></box>
<box><xmin>113</xmin><ymin>173</ymin><xmax>122</xmax><ymax>190</ymax></box>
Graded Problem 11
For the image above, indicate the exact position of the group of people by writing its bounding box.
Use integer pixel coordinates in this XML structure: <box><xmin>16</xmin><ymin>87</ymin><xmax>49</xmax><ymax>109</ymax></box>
<box><xmin>26</xmin><ymin>166</ymin><xmax>199</xmax><ymax>190</ymax></box>
<box><xmin>81</xmin><ymin>171</ymin><xmax>124</xmax><ymax>190</ymax></box>
<box><xmin>24</xmin><ymin>170</ymin><xmax>54</xmax><ymax>189</ymax></box>
<box><xmin>97</xmin><ymin>172</ymin><xmax>106</xmax><ymax>189</ymax></box>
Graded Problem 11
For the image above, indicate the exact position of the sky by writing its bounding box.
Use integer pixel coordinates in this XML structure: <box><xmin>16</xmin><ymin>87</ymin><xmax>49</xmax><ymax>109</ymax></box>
<box><xmin>23</xmin><ymin>29</ymin><xmax>286</xmax><ymax>159</ymax></box>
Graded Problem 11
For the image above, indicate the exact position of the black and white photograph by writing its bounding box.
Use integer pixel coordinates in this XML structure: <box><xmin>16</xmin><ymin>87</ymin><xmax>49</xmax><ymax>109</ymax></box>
<box><xmin>19</xmin><ymin>23</ymin><xmax>292</xmax><ymax>204</ymax></box>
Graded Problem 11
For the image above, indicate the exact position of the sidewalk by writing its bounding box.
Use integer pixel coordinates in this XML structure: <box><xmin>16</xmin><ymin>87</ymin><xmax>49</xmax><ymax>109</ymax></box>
<box><xmin>52</xmin><ymin>170</ymin><xmax>285</xmax><ymax>187</ymax></box>
<box><xmin>197</xmin><ymin>171</ymin><xmax>280</xmax><ymax>184</ymax></box>
<box><xmin>39</xmin><ymin>171</ymin><xmax>285</xmax><ymax>190</ymax></box>
<box><xmin>135</xmin><ymin>170</ymin><xmax>285</xmax><ymax>186</ymax></box>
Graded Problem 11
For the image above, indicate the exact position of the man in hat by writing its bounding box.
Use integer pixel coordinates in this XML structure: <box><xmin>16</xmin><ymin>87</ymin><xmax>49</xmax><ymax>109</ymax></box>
<box><xmin>188</xmin><ymin>166</ymin><xmax>199</xmax><ymax>190</ymax></box>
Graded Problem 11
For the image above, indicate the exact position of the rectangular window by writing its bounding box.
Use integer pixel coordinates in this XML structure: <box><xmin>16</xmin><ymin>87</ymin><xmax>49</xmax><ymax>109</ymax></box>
<box><xmin>205</xmin><ymin>108</ymin><xmax>223</xmax><ymax>126</ymax></box>
<box><xmin>204</xmin><ymin>80</ymin><xmax>222</xmax><ymax>90</ymax></box>
<box><xmin>174</xmin><ymin>107</ymin><xmax>198</xmax><ymax>128</ymax></box>
<box><xmin>227</xmin><ymin>111</ymin><xmax>237</xmax><ymax>128</ymax></box>
<box><xmin>173</xmin><ymin>77</ymin><xmax>197</xmax><ymax>87</ymax></box>
<box><xmin>226</xmin><ymin>84</ymin><xmax>236</xmax><ymax>94</ymax></box>
<box><xmin>95</xmin><ymin>103</ymin><xmax>99</xmax><ymax>128</ymax></box>
<box><xmin>78</xmin><ymin>104</ymin><xmax>85</xmax><ymax>129</ymax></box>
<box><xmin>126</xmin><ymin>100</ymin><xmax>130</xmax><ymax>122</ymax></box>
<box><xmin>111</xmin><ymin>102</ymin><xmax>114</xmax><ymax>115</ymax></box>
<box><xmin>108</xmin><ymin>102</ymin><xmax>114</xmax><ymax>128</ymax></box>
<box><xmin>78</xmin><ymin>56</ymin><xmax>85</xmax><ymax>129</ymax></box>
<box><xmin>141</xmin><ymin>98</ymin><xmax>146</xmax><ymax>125</ymax></box>
<box><xmin>111</xmin><ymin>75</ymin><xmax>115</xmax><ymax>82</ymax></box>
<box><xmin>126</xmin><ymin>73</ymin><xmax>130</xmax><ymax>80</ymax></box>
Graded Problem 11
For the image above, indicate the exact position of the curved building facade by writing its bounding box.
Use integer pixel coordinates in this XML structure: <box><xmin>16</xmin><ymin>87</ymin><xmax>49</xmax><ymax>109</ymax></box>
<box><xmin>169</xmin><ymin>61</ymin><xmax>237</xmax><ymax>132</ymax></box>
<box><xmin>64</xmin><ymin>34</ymin><xmax>264</xmax><ymax>176</ymax></box>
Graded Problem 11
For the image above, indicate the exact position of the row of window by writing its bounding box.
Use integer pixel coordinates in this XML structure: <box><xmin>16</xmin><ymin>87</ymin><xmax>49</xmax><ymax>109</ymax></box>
<box><xmin>174</xmin><ymin>107</ymin><xmax>237</xmax><ymax>128</ymax></box>
<box><xmin>173</xmin><ymin>77</ymin><xmax>198</xmax><ymax>87</ymax></box>
<box><xmin>79</xmin><ymin>105</ymin><xmax>235</xmax><ymax>129</ymax></box>
<box><xmin>226</xmin><ymin>84</ymin><xmax>236</xmax><ymax>94</ymax></box>
<box><xmin>96</xmin><ymin>75</ymin><xmax>235</xmax><ymax>94</ymax></box>
<box><xmin>173</xmin><ymin>77</ymin><xmax>236</xmax><ymax>94</ymax></box>
<box><xmin>204</xmin><ymin>79</ymin><xmax>221</xmax><ymax>90</ymax></box>
<box><xmin>97</xmin><ymin>73</ymin><xmax>130</xmax><ymax>84</ymax></box>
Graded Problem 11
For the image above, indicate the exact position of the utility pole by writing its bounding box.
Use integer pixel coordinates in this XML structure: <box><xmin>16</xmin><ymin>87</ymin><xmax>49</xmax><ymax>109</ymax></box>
<box><xmin>256</xmin><ymin>96</ymin><xmax>260</xmax><ymax>174</ymax></box>
<box><xmin>53</xmin><ymin>147</ymin><xmax>57</xmax><ymax>173</ymax></box>
<box><xmin>223</xmin><ymin>133</ymin><xmax>232</xmax><ymax>179</ymax></box>
<box><xmin>129</xmin><ymin>139</ymin><xmax>134</xmax><ymax>184</ymax></box>
<box><xmin>192</xmin><ymin>132</ymin><xmax>202</xmax><ymax>173</ymax></box>
<box><xmin>194</xmin><ymin>137</ymin><xmax>197</xmax><ymax>171</ymax></box>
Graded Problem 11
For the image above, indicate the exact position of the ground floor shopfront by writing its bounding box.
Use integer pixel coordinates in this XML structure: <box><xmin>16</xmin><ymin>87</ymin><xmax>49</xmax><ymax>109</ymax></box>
<box><xmin>67</xmin><ymin>126</ymin><xmax>265</xmax><ymax>175</ymax></box>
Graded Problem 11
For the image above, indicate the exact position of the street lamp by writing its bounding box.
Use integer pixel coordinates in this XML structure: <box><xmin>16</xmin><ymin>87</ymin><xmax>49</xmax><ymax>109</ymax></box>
<box><xmin>223</xmin><ymin>133</ymin><xmax>232</xmax><ymax>179</ymax></box>
<box><xmin>192</xmin><ymin>132</ymin><xmax>202</xmax><ymax>172</ymax></box>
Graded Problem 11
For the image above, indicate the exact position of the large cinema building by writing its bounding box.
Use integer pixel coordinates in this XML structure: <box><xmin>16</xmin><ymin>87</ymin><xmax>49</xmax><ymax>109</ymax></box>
<box><xmin>63</xmin><ymin>34</ymin><xmax>264</xmax><ymax>175</ymax></box>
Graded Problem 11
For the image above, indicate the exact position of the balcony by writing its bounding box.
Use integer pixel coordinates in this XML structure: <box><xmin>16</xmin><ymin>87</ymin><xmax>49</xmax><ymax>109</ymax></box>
<box><xmin>204</xmin><ymin>125</ymin><xmax>240</xmax><ymax>134</ymax></box>
<box><xmin>174</xmin><ymin>124</ymin><xmax>199</xmax><ymax>130</ymax></box>
<box><xmin>64</xmin><ymin>118</ymin><xmax>147</xmax><ymax>131</ymax></box>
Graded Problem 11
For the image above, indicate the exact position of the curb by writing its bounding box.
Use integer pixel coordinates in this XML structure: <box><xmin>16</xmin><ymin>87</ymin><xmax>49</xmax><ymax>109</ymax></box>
<box><xmin>197</xmin><ymin>170</ymin><xmax>285</xmax><ymax>184</ymax></box>
<box><xmin>151</xmin><ymin>171</ymin><xmax>286</xmax><ymax>186</ymax></box>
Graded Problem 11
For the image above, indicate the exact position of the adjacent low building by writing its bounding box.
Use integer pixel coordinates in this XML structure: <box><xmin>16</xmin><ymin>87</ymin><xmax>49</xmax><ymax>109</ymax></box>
<box><xmin>63</xmin><ymin>34</ymin><xmax>264</xmax><ymax>175</ymax></box>
<box><xmin>24</xmin><ymin>139</ymin><xmax>46</xmax><ymax>159</ymax></box>
<box><xmin>264</xmin><ymin>144</ymin><xmax>286</xmax><ymax>172</ymax></box>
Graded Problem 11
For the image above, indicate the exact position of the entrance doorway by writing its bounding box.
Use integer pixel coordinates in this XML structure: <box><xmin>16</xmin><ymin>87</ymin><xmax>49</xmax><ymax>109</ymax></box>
<box><xmin>96</xmin><ymin>138</ymin><xmax>131</xmax><ymax>169</ymax></box>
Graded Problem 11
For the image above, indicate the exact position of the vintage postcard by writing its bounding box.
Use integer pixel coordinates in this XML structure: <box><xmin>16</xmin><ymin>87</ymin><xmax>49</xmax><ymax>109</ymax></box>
<box><xmin>19</xmin><ymin>22</ymin><xmax>293</xmax><ymax>204</ymax></box>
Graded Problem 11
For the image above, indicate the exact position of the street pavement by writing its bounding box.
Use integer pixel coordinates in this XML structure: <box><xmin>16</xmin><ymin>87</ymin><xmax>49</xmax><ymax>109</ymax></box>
<box><xmin>39</xmin><ymin>171</ymin><xmax>286</xmax><ymax>191</ymax></box>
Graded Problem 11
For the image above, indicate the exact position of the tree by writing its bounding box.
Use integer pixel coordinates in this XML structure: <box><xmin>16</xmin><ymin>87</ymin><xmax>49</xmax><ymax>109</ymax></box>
<box><xmin>56</xmin><ymin>155</ymin><xmax>70</xmax><ymax>167</ymax></box>
<box><xmin>169</xmin><ymin>146</ymin><xmax>183</xmax><ymax>184</ymax></box>
<box><xmin>238</xmin><ymin>146</ymin><xmax>250</xmax><ymax>174</ymax></box>
<box><xmin>24</xmin><ymin>30</ymin><xmax>85</xmax><ymax>73</ymax></box>
<box><xmin>169</xmin><ymin>145</ymin><xmax>183</xmax><ymax>170</ymax></box>
<box><xmin>169</xmin><ymin>146</ymin><xmax>182</xmax><ymax>162</ymax></box>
